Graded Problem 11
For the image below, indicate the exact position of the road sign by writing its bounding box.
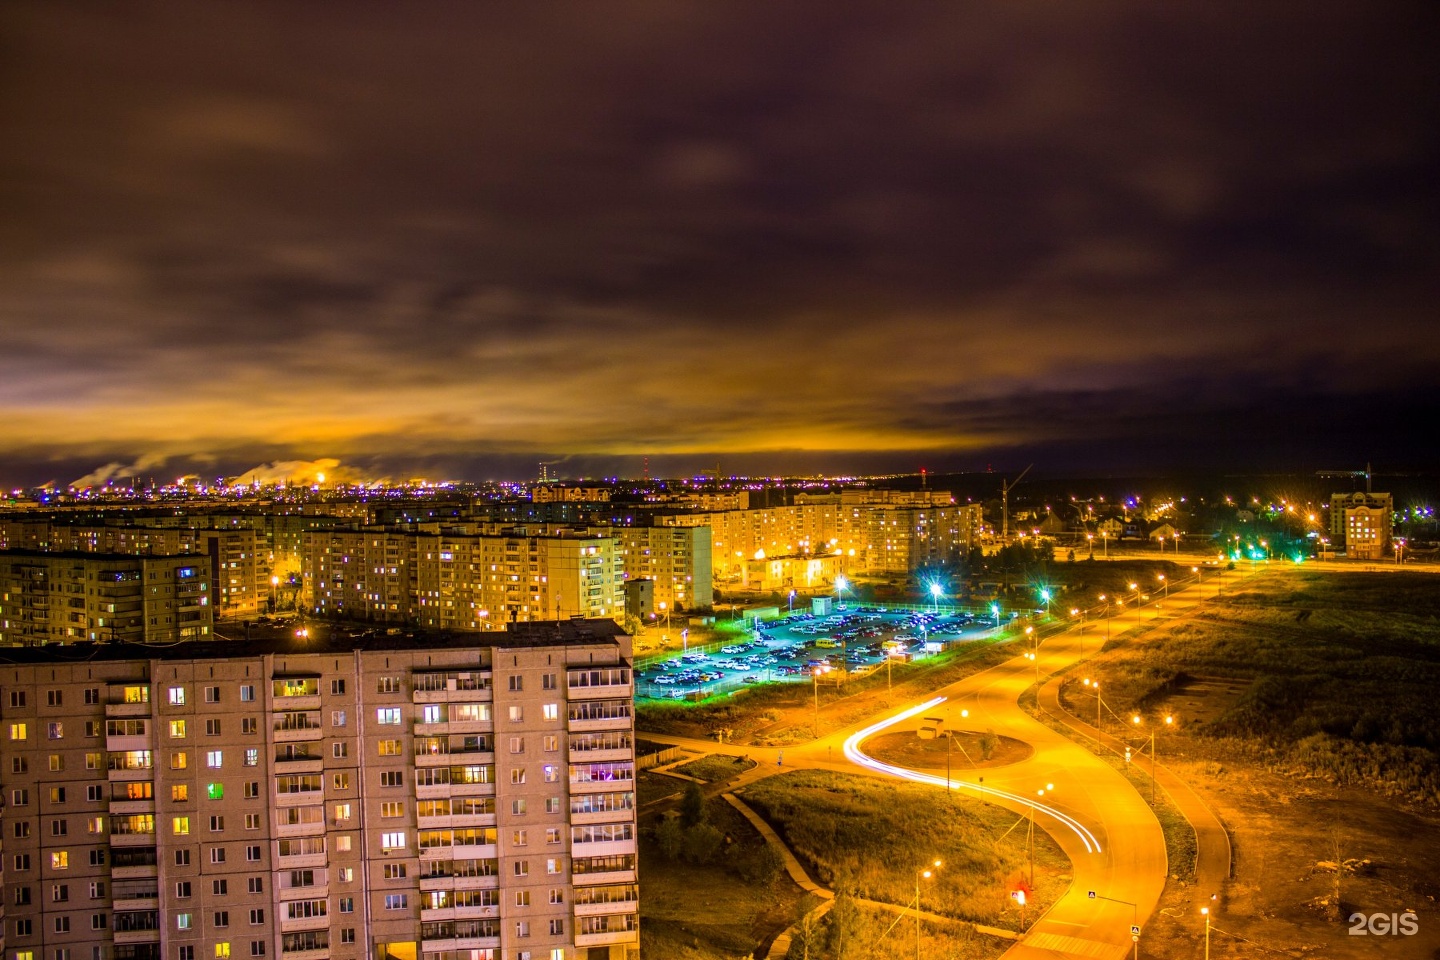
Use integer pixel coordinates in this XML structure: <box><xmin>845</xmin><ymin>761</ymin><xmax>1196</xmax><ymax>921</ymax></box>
<box><xmin>1087</xmin><ymin>890</ymin><xmax>1096</xmax><ymax>899</ymax></box>
<box><xmin>1130</xmin><ymin>925</ymin><xmax>1141</xmax><ymax>935</ymax></box>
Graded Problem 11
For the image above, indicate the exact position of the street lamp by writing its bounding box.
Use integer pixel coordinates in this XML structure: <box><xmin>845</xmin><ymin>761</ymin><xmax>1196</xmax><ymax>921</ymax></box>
<box><xmin>991</xmin><ymin>602</ymin><xmax>1001</xmax><ymax>629</ymax></box>
<box><xmin>1083</xmin><ymin>678</ymin><xmax>1101</xmax><ymax>727</ymax></box>
<box><xmin>1086</xmin><ymin>533</ymin><xmax>1094</xmax><ymax>559</ymax></box>
<box><xmin>915</xmin><ymin>860</ymin><xmax>941</xmax><ymax>959</ymax></box>
<box><xmin>835</xmin><ymin>575</ymin><xmax>848</xmax><ymax>610</ymax></box>
<box><xmin>812</xmin><ymin>666</ymin><xmax>826</xmax><ymax>738</ymax></box>
<box><xmin>1024</xmin><ymin>625</ymin><xmax>1040</xmax><ymax>682</ymax></box>
<box><xmin>788</xmin><ymin>589</ymin><xmax>796</xmax><ymax>614</ymax></box>
<box><xmin>1201</xmin><ymin>906</ymin><xmax>1211</xmax><ymax>960</ymax></box>
<box><xmin>1027</xmin><ymin>784</ymin><xmax>1054</xmax><ymax>888</ymax></box>
<box><xmin>1098</xmin><ymin>594</ymin><xmax>1112</xmax><ymax>643</ymax></box>
<box><xmin>929</xmin><ymin>581</ymin><xmax>942</xmax><ymax>613</ymax></box>
<box><xmin>1157</xmin><ymin>573</ymin><xmax>1167</xmax><ymax>598</ymax></box>
<box><xmin>1039</xmin><ymin>588</ymin><xmax>1051</xmax><ymax>618</ymax></box>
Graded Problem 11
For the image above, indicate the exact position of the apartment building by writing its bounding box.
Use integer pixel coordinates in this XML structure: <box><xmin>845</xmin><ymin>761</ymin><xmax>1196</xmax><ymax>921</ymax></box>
<box><xmin>1329</xmin><ymin>491</ymin><xmax>1393</xmax><ymax>561</ymax></box>
<box><xmin>303</xmin><ymin>532</ymin><xmax>624</xmax><ymax>630</ymax></box>
<box><xmin>0</xmin><ymin>523</ymin><xmax>267</xmax><ymax>622</ymax></box>
<box><xmin>658</xmin><ymin>493</ymin><xmax>984</xmax><ymax>580</ymax></box>
<box><xmin>602</xmin><ymin>527</ymin><xmax>711</xmax><ymax>612</ymax></box>
<box><xmin>0</xmin><ymin>620</ymin><xmax>638</xmax><ymax>960</ymax></box>
<box><xmin>0</xmin><ymin>552</ymin><xmax>213</xmax><ymax>646</ymax></box>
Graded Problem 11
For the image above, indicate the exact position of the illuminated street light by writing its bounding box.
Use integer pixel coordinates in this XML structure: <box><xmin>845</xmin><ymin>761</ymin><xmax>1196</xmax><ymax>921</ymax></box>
<box><xmin>1201</xmin><ymin>906</ymin><xmax>1211</xmax><ymax>960</ymax></box>
<box><xmin>929</xmin><ymin>581</ymin><xmax>943</xmax><ymax>613</ymax></box>
<box><xmin>915</xmin><ymin>860</ymin><xmax>941</xmax><ymax>959</ymax></box>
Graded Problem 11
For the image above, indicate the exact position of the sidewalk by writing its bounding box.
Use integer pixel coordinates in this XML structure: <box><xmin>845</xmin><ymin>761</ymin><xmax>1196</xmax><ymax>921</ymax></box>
<box><xmin>1037</xmin><ymin>674</ymin><xmax>1231</xmax><ymax>900</ymax></box>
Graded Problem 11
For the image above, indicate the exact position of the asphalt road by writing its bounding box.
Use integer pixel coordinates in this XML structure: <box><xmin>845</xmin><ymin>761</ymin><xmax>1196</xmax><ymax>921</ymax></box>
<box><xmin>641</xmin><ymin>575</ymin><xmax>1240</xmax><ymax>958</ymax></box>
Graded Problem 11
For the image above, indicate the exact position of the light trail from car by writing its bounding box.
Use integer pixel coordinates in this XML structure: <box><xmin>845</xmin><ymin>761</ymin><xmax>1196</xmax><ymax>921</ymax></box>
<box><xmin>842</xmin><ymin>695</ymin><xmax>1104</xmax><ymax>854</ymax></box>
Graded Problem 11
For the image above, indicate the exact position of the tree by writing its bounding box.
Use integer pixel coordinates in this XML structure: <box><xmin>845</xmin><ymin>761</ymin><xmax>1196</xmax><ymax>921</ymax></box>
<box><xmin>654</xmin><ymin>816</ymin><xmax>683</xmax><ymax>861</ymax></box>
<box><xmin>683</xmin><ymin>823</ymin><xmax>724</xmax><ymax>864</ymax></box>
<box><xmin>826</xmin><ymin>888</ymin><xmax>863</xmax><ymax>959</ymax></box>
<box><xmin>680</xmin><ymin>782</ymin><xmax>707</xmax><ymax>828</ymax></box>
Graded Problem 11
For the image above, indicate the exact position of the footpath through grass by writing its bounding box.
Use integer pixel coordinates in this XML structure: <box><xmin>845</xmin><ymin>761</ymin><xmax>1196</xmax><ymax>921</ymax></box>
<box><xmin>742</xmin><ymin>770</ymin><xmax>1069</xmax><ymax>929</ymax></box>
<box><xmin>1068</xmin><ymin>569</ymin><xmax>1440</xmax><ymax>804</ymax></box>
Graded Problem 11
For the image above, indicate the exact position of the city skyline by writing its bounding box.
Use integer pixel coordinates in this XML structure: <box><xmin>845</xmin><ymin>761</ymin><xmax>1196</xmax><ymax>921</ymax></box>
<box><xmin>3</xmin><ymin>4</ymin><xmax>1438</xmax><ymax>487</ymax></box>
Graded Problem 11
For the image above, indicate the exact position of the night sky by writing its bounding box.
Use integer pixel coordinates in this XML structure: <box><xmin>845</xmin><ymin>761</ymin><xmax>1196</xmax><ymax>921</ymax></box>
<box><xmin>2</xmin><ymin>4</ymin><xmax>1437</xmax><ymax>488</ymax></box>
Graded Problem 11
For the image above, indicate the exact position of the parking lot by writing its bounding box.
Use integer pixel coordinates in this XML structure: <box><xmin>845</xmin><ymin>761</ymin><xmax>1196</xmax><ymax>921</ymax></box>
<box><xmin>636</xmin><ymin>606</ymin><xmax>1000</xmax><ymax>701</ymax></box>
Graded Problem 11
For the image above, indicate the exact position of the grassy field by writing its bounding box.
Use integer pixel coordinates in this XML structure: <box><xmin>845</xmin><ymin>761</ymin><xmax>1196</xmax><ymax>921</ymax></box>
<box><xmin>1062</xmin><ymin>569</ymin><xmax>1440</xmax><ymax>804</ymax></box>
<box><xmin>785</xmin><ymin>901</ymin><xmax>1014</xmax><ymax>960</ymax></box>
<box><xmin>640</xmin><ymin>789</ymin><xmax>811</xmax><ymax>959</ymax></box>
<box><xmin>673</xmin><ymin>753</ymin><xmax>757</xmax><ymax>782</ymax></box>
<box><xmin>741</xmin><ymin>770</ymin><xmax>1069</xmax><ymax>929</ymax></box>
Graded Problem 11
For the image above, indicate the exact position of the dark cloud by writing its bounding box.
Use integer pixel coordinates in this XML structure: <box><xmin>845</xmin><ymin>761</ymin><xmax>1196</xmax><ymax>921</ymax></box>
<box><xmin>1</xmin><ymin>2</ymin><xmax>1437</xmax><ymax>487</ymax></box>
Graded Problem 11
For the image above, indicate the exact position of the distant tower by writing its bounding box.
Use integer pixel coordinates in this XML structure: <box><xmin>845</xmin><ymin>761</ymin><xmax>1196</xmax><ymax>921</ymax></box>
<box><xmin>643</xmin><ymin>457</ymin><xmax>650</xmax><ymax>482</ymax></box>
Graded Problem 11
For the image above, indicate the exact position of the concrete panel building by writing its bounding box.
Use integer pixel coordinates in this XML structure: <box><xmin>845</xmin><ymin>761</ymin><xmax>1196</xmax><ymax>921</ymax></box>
<box><xmin>0</xmin><ymin>620</ymin><xmax>638</xmax><ymax>960</ymax></box>
<box><xmin>0</xmin><ymin>551</ymin><xmax>213</xmax><ymax>646</ymax></box>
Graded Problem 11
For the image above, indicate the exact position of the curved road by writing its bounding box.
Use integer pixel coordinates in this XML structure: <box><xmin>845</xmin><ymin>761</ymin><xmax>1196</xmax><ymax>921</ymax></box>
<box><xmin>643</xmin><ymin>581</ymin><xmax>1232</xmax><ymax>958</ymax></box>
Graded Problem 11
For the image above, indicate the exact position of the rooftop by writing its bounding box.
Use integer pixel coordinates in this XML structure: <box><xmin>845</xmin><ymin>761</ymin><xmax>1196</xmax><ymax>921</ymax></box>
<box><xmin>0</xmin><ymin>617</ymin><xmax>628</xmax><ymax>665</ymax></box>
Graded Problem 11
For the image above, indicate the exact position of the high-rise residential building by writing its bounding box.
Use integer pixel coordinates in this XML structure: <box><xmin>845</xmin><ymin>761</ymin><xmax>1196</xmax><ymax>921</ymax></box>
<box><xmin>302</xmin><ymin>532</ymin><xmax>624</xmax><ymax>630</ymax></box>
<box><xmin>0</xmin><ymin>551</ymin><xmax>213</xmax><ymax>646</ymax></box>
<box><xmin>0</xmin><ymin>620</ymin><xmax>638</xmax><ymax>960</ymax></box>
<box><xmin>603</xmin><ymin>526</ymin><xmax>711</xmax><ymax>612</ymax></box>
<box><xmin>1330</xmin><ymin>491</ymin><xmax>1393</xmax><ymax>561</ymax></box>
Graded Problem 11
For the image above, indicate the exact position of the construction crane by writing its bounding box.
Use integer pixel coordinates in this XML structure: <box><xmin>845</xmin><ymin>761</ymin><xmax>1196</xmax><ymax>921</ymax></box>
<box><xmin>1001</xmin><ymin>464</ymin><xmax>1033</xmax><ymax>541</ymax></box>
<box><xmin>1316</xmin><ymin>463</ymin><xmax>1372</xmax><ymax>494</ymax></box>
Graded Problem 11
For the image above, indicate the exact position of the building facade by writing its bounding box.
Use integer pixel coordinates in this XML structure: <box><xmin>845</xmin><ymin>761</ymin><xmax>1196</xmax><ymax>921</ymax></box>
<box><xmin>0</xmin><ymin>621</ymin><xmax>638</xmax><ymax>960</ymax></box>
<box><xmin>0</xmin><ymin>552</ymin><xmax>213</xmax><ymax>646</ymax></box>
<box><xmin>1329</xmin><ymin>491</ymin><xmax>1393</xmax><ymax>561</ymax></box>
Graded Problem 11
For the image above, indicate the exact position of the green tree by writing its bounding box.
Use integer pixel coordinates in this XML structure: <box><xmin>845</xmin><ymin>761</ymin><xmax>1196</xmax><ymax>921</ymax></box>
<box><xmin>654</xmin><ymin>816</ymin><xmax>683</xmax><ymax>861</ymax></box>
<box><xmin>680</xmin><ymin>781</ymin><xmax>708</xmax><ymax>828</ymax></box>
<box><xmin>683</xmin><ymin>823</ymin><xmax>724</xmax><ymax>864</ymax></box>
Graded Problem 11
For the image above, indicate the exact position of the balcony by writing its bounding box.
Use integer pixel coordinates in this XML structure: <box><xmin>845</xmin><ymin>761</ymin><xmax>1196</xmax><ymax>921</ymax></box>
<box><xmin>567</xmin><ymin>746</ymin><xmax>631</xmax><ymax>764</ymax></box>
<box><xmin>112</xmin><ymin>892</ymin><xmax>159</xmax><ymax>912</ymax></box>
<box><xmin>567</xmin><ymin>683</ymin><xmax>632</xmax><ymax>700</ymax></box>
<box><xmin>275</xmin><ymin>790</ymin><xmax>325</xmax><ymax>808</ymax></box>
<box><xmin>106</xmin><ymin>701</ymin><xmax>152</xmax><ymax>719</ymax></box>
<box><xmin>279</xmin><ymin>913</ymin><xmax>330</xmax><ymax>934</ymax></box>
<box><xmin>272</xmin><ymin>694</ymin><xmax>322</xmax><ymax>711</ymax></box>
<box><xmin>110</xmin><ymin>829</ymin><xmax>156</xmax><ymax>848</ymax></box>
<box><xmin>570</xmin><ymin>868</ymin><xmax>636</xmax><ymax>886</ymax></box>
<box><xmin>276</xmin><ymin>852</ymin><xmax>327</xmax><ymax>870</ymax></box>
<box><xmin>106</xmin><ymin>735</ymin><xmax>150</xmax><ymax>753</ymax></box>
<box><xmin>566</xmin><ymin>715</ymin><xmax>632</xmax><ymax>734</ymax></box>
<box><xmin>274</xmin><ymin>757</ymin><xmax>325</xmax><ymax>775</ymax></box>
<box><xmin>275</xmin><ymin>818</ymin><xmax>327</xmax><ymax>839</ymax></box>
<box><xmin>277</xmin><ymin>950</ymin><xmax>328</xmax><ymax>960</ymax></box>
<box><xmin>570</xmin><ymin>839</ymin><xmax>636</xmax><ymax>860</ymax></box>
<box><xmin>108</xmin><ymin>799</ymin><xmax>156</xmax><ymax>817</ymax></box>
<box><xmin>575</xmin><ymin>928</ymin><xmax>639</xmax><ymax>949</ymax></box>
<box><xmin>575</xmin><ymin>899</ymin><xmax>638</xmax><ymax>918</ymax></box>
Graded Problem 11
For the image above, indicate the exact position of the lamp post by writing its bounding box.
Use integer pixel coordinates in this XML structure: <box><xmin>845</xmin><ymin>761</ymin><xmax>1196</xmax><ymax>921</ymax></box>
<box><xmin>835</xmin><ymin>575</ymin><xmax>847</xmax><ymax>610</ymax></box>
<box><xmin>1039</xmin><ymin>588</ymin><xmax>1051</xmax><ymax>618</ymax></box>
<box><xmin>915</xmin><ymin>860</ymin><xmax>941</xmax><ymax>960</ymax></box>
<box><xmin>1201</xmin><ymin>906</ymin><xmax>1211</xmax><ymax>960</ymax></box>
<box><xmin>812</xmin><ymin>667</ymin><xmax>825</xmax><ymax>738</ymax></box>
<box><xmin>1098</xmin><ymin>594</ymin><xmax>1111</xmax><ymax>643</ymax></box>
<box><xmin>1083</xmin><ymin>678</ymin><xmax>1101</xmax><ymax>727</ymax></box>
<box><xmin>1024</xmin><ymin>626</ymin><xmax>1039</xmax><ymax>682</ymax></box>
<box><xmin>991</xmin><ymin>602</ymin><xmax>1000</xmax><ymax>629</ymax></box>
<box><xmin>1157</xmin><ymin>574</ymin><xmax>1167</xmax><ymax>598</ymax></box>
<box><xmin>1101</xmin><ymin>531</ymin><xmax>1109</xmax><ymax>559</ymax></box>
<box><xmin>788</xmin><ymin>589</ymin><xmax>796</xmax><ymax>615</ymax></box>
<box><xmin>1086</xmin><ymin>533</ymin><xmax>1094</xmax><ymax>559</ymax></box>
<box><xmin>1128</xmin><ymin>583</ymin><xmax>1141</xmax><ymax>627</ymax></box>
<box><xmin>1027</xmin><ymin>784</ymin><xmax>1053</xmax><ymax>888</ymax></box>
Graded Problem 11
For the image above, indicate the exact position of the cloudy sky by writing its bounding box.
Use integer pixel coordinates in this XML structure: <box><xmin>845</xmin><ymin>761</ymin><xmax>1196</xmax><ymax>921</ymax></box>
<box><xmin>2</xmin><ymin>3</ymin><xmax>1437</xmax><ymax>487</ymax></box>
